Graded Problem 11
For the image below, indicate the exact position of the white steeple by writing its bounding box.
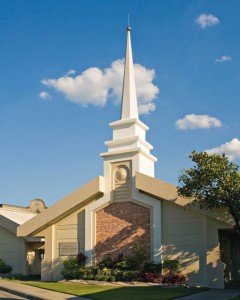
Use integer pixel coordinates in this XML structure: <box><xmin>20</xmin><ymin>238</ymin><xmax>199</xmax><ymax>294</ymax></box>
<box><xmin>101</xmin><ymin>26</ymin><xmax>157</xmax><ymax>178</ymax></box>
<box><xmin>121</xmin><ymin>26</ymin><xmax>138</xmax><ymax>120</ymax></box>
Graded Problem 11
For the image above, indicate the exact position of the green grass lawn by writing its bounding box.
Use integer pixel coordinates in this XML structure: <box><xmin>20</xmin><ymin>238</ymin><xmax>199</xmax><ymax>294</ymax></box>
<box><xmin>24</xmin><ymin>282</ymin><xmax>209</xmax><ymax>300</ymax></box>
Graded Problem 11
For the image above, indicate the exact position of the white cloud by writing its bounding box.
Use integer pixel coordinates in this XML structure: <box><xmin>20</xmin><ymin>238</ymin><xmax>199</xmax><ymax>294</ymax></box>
<box><xmin>138</xmin><ymin>103</ymin><xmax>156</xmax><ymax>115</ymax></box>
<box><xmin>215</xmin><ymin>56</ymin><xmax>232</xmax><ymax>63</ymax></box>
<box><xmin>206</xmin><ymin>138</ymin><xmax>240</xmax><ymax>161</ymax></box>
<box><xmin>42</xmin><ymin>67</ymin><xmax>108</xmax><ymax>107</ymax></box>
<box><xmin>195</xmin><ymin>14</ymin><xmax>220</xmax><ymax>29</ymax></box>
<box><xmin>65</xmin><ymin>69</ymin><xmax>76</xmax><ymax>76</ymax></box>
<box><xmin>41</xmin><ymin>59</ymin><xmax>159</xmax><ymax>115</ymax></box>
<box><xmin>38</xmin><ymin>91</ymin><xmax>51</xmax><ymax>100</ymax></box>
<box><xmin>176</xmin><ymin>114</ymin><xmax>222</xmax><ymax>130</ymax></box>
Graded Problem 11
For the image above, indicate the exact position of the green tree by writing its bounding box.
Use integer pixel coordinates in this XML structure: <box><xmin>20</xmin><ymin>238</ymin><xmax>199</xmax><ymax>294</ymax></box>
<box><xmin>177</xmin><ymin>151</ymin><xmax>240</xmax><ymax>233</ymax></box>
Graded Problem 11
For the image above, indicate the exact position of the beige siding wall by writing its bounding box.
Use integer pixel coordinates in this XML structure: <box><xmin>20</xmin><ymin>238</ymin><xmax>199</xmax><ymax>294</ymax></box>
<box><xmin>56</xmin><ymin>210</ymin><xmax>85</xmax><ymax>253</ymax></box>
<box><xmin>41</xmin><ymin>209</ymin><xmax>85</xmax><ymax>281</ymax></box>
<box><xmin>41</xmin><ymin>226</ymin><xmax>54</xmax><ymax>281</ymax></box>
<box><xmin>162</xmin><ymin>202</ymin><xmax>206</xmax><ymax>286</ymax></box>
<box><xmin>161</xmin><ymin>201</ymin><xmax>230</xmax><ymax>288</ymax></box>
<box><xmin>0</xmin><ymin>225</ymin><xmax>27</xmax><ymax>275</ymax></box>
<box><xmin>206</xmin><ymin>218</ymin><xmax>230</xmax><ymax>288</ymax></box>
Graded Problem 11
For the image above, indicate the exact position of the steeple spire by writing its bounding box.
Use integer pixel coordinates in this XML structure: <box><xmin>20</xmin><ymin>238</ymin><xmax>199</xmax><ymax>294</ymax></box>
<box><xmin>101</xmin><ymin>25</ymin><xmax>157</xmax><ymax>178</ymax></box>
<box><xmin>121</xmin><ymin>26</ymin><xmax>138</xmax><ymax>120</ymax></box>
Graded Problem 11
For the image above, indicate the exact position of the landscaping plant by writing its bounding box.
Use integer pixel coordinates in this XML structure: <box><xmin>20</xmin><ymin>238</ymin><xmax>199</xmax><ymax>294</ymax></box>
<box><xmin>61</xmin><ymin>250</ymin><xmax>188</xmax><ymax>285</ymax></box>
<box><xmin>0</xmin><ymin>259</ymin><xmax>12</xmax><ymax>274</ymax></box>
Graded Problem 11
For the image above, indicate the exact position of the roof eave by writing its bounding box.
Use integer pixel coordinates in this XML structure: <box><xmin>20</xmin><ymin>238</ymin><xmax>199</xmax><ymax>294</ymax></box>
<box><xmin>0</xmin><ymin>215</ymin><xmax>18</xmax><ymax>234</ymax></box>
<box><xmin>17</xmin><ymin>176</ymin><xmax>104</xmax><ymax>237</ymax></box>
<box><xmin>135</xmin><ymin>172</ymin><xmax>234</xmax><ymax>227</ymax></box>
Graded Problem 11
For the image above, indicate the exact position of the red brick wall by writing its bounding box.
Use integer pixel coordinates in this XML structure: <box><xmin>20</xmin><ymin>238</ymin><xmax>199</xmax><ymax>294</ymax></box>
<box><xmin>95</xmin><ymin>201</ymin><xmax>150</xmax><ymax>264</ymax></box>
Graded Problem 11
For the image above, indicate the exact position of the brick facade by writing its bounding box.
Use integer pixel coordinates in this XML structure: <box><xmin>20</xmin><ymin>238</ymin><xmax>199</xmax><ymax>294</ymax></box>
<box><xmin>95</xmin><ymin>201</ymin><xmax>150</xmax><ymax>264</ymax></box>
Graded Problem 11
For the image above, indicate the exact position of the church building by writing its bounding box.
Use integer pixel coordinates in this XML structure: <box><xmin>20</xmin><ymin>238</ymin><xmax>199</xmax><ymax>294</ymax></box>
<box><xmin>17</xmin><ymin>27</ymin><xmax>236</xmax><ymax>289</ymax></box>
<box><xmin>0</xmin><ymin>199</ymin><xmax>46</xmax><ymax>275</ymax></box>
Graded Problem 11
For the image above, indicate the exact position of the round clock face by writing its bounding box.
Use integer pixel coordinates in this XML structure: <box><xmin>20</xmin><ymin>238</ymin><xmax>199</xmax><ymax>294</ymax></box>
<box><xmin>115</xmin><ymin>165</ymin><xmax>129</xmax><ymax>182</ymax></box>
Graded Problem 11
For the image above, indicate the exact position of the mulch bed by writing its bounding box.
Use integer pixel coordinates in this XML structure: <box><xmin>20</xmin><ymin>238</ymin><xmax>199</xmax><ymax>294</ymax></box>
<box><xmin>59</xmin><ymin>279</ymin><xmax>189</xmax><ymax>288</ymax></box>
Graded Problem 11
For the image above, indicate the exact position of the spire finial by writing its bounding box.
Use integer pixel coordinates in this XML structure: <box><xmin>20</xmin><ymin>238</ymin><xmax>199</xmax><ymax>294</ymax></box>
<box><xmin>121</xmin><ymin>22</ymin><xmax>138</xmax><ymax>120</ymax></box>
<box><xmin>127</xmin><ymin>12</ymin><xmax>131</xmax><ymax>31</ymax></box>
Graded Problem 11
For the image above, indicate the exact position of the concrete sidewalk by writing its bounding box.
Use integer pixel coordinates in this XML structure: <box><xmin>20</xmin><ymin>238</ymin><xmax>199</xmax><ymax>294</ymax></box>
<box><xmin>0</xmin><ymin>280</ymin><xmax>90</xmax><ymax>300</ymax></box>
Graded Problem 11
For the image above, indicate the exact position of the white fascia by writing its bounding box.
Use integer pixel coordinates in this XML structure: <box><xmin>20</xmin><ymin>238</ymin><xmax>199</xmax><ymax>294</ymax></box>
<box><xmin>110</xmin><ymin>118</ymin><xmax>149</xmax><ymax>131</ymax></box>
<box><xmin>100</xmin><ymin>147</ymin><xmax>157</xmax><ymax>162</ymax></box>
<box><xmin>105</xmin><ymin>136</ymin><xmax>153</xmax><ymax>150</ymax></box>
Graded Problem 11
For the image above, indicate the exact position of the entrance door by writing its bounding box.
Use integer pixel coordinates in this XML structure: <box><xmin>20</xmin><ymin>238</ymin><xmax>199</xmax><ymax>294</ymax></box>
<box><xmin>219</xmin><ymin>230</ymin><xmax>240</xmax><ymax>284</ymax></box>
<box><xmin>230</xmin><ymin>238</ymin><xmax>240</xmax><ymax>282</ymax></box>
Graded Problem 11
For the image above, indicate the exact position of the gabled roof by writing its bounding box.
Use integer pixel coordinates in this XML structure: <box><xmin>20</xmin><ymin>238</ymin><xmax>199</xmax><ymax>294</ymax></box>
<box><xmin>0</xmin><ymin>208</ymin><xmax>37</xmax><ymax>234</ymax></box>
<box><xmin>0</xmin><ymin>208</ymin><xmax>36</xmax><ymax>224</ymax></box>
<box><xmin>0</xmin><ymin>214</ymin><xmax>18</xmax><ymax>234</ymax></box>
<box><xmin>17</xmin><ymin>176</ymin><xmax>104</xmax><ymax>237</ymax></box>
<box><xmin>135</xmin><ymin>172</ymin><xmax>234</xmax><ymax>226</ymax></box>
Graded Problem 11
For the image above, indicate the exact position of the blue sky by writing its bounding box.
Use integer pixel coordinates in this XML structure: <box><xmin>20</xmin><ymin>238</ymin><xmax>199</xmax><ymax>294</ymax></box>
<box><xmin>1</xmin><ymin>0</ymin><xmax>240</xmax><ymax>207</ymax></box>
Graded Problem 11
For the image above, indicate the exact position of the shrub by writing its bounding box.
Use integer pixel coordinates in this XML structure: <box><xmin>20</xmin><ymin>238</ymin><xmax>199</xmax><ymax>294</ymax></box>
<box><xmin>108</xmin><ymin>275</ymin><xmax>116</xmax><ymax>282</ymax></box>
<box><xmin>116</xmin><ymin>257</ymin><xmax>138</xmax><ymax>270</ymax></box>
<box><xmin>94</xmin><ymin>274</ymin><xmax>103</xmax><ymax>281</ymax></box>
<box><xmin>84</xmin><ymin>273</ymin><xmax>95</xmax><ymax>280</ymax></box>
<box><xmin>143</xmin><ymin>262</ymin><xmax>162</xmax><ymax>274</ymax></box>
<box><xmin>132</xmin><ymin>246</ymin><xmax>148</xmax><ymax>268</ymax></box>
<box><xmin>61</xmin><ymin>251</ymin><xmax>187</xmax><ymax>285</ymax></box>
<box><xmin>98</xmin><ymin>257</ymin><xmax>114</xmax><ymax>269</ymax></box>
<box><xmin>61</xmin><ymin>253</ymin><xmax>91</xmax><ymax>280</ymax></box>
<box><xmin>76</xmin><ymin>253</ymin><xmax>87</xmax><ymax>267</ymax></box>
<box><xmin>80</xmin><ymin>267</ymin><xmax>97</xmax><ymax>280</ymax></box>
<box><xmin>122</xmin><ymin>270</ymin><xmax>140</xmax><ymax>281</ymax></box>
<box><xmin>161</xmin><ymin>272</ymin><xmax>189</xmax><ymax>285</ymax></box>
<box><xmin>113</xmin><ymin>253</ymin><xmax>124</xmax><ymax>265</ymax></box>
<box><xmin>140</xmin><ymin>271</ymin><xmax>188</xmax><ymax>285</ymax></box>
<box><xmin>140</xmin><ymin>272</ymin><xmax>162</xmax><ymax>283</ymax></box>
<box><xmin>94</xmin><ymin>268</ymin><xmax>113</xmax><ymax>281</ymax></box>
<box><xmin>0</xmin><ymin>259</ymin><xmax>12</xmax><ymax>274</ymax></box>
<box><xmin>163</xmin><ymin>259</ymin><xmax>179</xmax><ymax>274</ymax></box>
<box><xmin>112</xmin><ymin>269</ymin><xmax>124</xmax><ymax>281</ymax></box>
<box><xmin>61</xmin><ymin>257</ymin><xmax>80</xmax><ymax>280</ymax></box>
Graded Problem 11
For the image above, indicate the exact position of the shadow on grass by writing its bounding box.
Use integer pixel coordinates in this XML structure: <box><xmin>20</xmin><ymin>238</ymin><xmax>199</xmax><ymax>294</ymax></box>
<box><xmin>24</xmin><ymin>282</ymin><xmax>209</xmax><ymax>300</ymax></box>
<box><xmin>82</xmin><ymin>286</ymin><xmax>209</xmax><ymax>300</ymax></box>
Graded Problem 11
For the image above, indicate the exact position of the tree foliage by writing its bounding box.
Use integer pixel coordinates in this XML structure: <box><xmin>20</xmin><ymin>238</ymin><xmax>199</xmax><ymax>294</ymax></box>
<box><xmin>177</xmin><ymin>151</ymin><xmax>240</xmax><ymax>233</ymax></box>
